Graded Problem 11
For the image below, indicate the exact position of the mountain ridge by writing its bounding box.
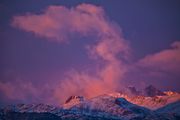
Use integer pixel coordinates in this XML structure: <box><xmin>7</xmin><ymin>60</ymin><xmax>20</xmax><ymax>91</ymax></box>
<box><xmin>1</xmin><ymin>86</ymin><xmax>179</xmax><ymax>120</ymax></box>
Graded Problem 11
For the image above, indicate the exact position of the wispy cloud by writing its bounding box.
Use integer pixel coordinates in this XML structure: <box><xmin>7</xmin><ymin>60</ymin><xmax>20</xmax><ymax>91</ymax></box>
<box><xmin>124</xmin><ymin>41</ymin><xmax>180</xmax><ymax>90</ymax></box>
<box><xmin>138</xmin><ymin>41</ymin><xmax>180</xmax><ymax>73</ymax></box>
<box><xmin>10</xmin><ymin>4</ymin><xmax>130</xmax><ymax>104</ymax></box>
<box><xmin>5</xmin><ymin>3</ymin><xmax>180</xmax><ymax>105</ymax></box>
<box><xmin>0</xmin><ymin>78</ymin><xmax>55</xmax><ymax>104</ymax></box>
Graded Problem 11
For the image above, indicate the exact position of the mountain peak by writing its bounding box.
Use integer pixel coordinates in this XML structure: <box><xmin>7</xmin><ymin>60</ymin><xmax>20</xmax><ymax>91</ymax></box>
<box><xmin>127</xmin><ymin>86</ymin><xmax>141</xmax><ymax>96</ymax></box>
<box><xmin>65</xmin><ymin>96</ymin><xmax>84</xmax><ymax>104</ymax></box>
<box><xmin>115</xmin><ymin>98</ymin><xmax>130</xmax><ymax>107</ymax></box>
<box><xmin>63</xmin><ymin>96</ymin><xmax>85</xmax><ymax>109</ymax></box>
<box><xmin>144</xmin><ymin>85</ymin><xmax>165</xmax><ymax>97</ymax></box>
<box><xmin>1</xmin><ymin>93</ymin><xmax>180</xmax><ymax>120</ymax></box>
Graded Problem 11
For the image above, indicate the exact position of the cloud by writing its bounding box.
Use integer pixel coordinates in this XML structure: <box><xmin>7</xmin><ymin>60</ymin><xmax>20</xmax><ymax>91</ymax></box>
<box><xmin>2</xmin><ymin>3</ymin><xmax>179</xmax><ymax>106</ymax></box>
<box><xmin>10</xmin><ymin>3</ymin><xmax>130</xmax><ymax>104</ymax></box>
<box><xmin>12</xmin><ymin>4</ymin><xmax>123</xmax><ymax>44</ymax></box>
<box><xmin>0</xmin><ymin>79</ymin><xmax>55</xmax><ymax>105</ymax></box>
<box><xmin>123</xmin><ymin>41</ymin><xmax>180</xmax><ymax>91</ymax></box>
<box><xmin>0</xmin><ymin>79</ymin><xmax>38</xmax><ymax>103</ymax></box>
<box><xmin>138</xmin><ymin>41</ymin><xmax>180</xmax><ymax>74</ymax></box>
<box><xmin>12</xmin><ymin>3</ymin><xmax>130</xmax><ymax>63</ymax></box>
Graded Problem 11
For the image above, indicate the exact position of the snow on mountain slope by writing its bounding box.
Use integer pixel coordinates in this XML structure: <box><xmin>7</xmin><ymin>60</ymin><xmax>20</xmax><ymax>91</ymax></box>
<box><xmin>1</xmin><ymin>85</ymin><xmax>179</xmax><ymax>120</ymax></box>
<box><xmin>1</xmin><ymin>93</ymin><xmax>180</xmax><ymax>120</ymax></box>
<box><xmin>3</xmin><ymin>91</ymin><xmax>179</xmax><ymax>113</ymax></box>
<box><xmin>69</xmin><ymin>94</ymin><xmax>153</xmax><ymax>120</ymax></box>
<box><xmin>63</xmin><ymin>96</ymin><xmax>85</xmax><ymax>109</ymax></box>
<box><xmin>109</xmin><ymin>91</ymin><xmax>180</xmax><ymax>110</ymax></box>
<box><xmin>1</xmin><ymin>95</ymin><xmax>153</xmax><ymax>119</ymax></box>
<box><xmin>156</xmin><ymin>100</ymin><xmax>180</xmax><ymax>115</ymax></box>
<box><xmin>2</xmin><ymin>103</ymin><xmax>60</xmax><ymax>113</ymax></box>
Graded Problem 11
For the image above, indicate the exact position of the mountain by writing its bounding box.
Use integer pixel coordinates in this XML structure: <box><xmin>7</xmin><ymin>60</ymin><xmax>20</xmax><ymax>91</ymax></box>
<box><xmin>127</xmin><ymin>86</ymin><xmax>141</xmax><ymax>96</ymax></box>
<box><xmin>109</xmin><ymin>91</ymin><xmax>180</xmax><ymax>110</ymax></box>
<box><xmin>0</xmin><ymin>95</ymin><xmax>154</xmax><ymax>120</ymax></box>
<box><xmin>0</xmin><ymin>87</ymin><xmax>179</xmax><ymax>120</ymax></box>
<box><xmin>143</xmin><ymin>85</ymin><xmax>165</xmax><ymax>97</ymax></box>
<box><xmin>63</xmin><ymin>96</ymin><xmax>85</xmax><ymax>109</ymax></box>
<box><xmin>156</xmin><ymin>100</ymin><xmax>180</xmax><ymax>115</ymax></box>
<box><xmin>0</xmin><ymin>111</ymin><xmax>61</xmax><ymax>120</ymax></box>
<box><xmin>2</xmin><ymin>103</ymin><xmax>60</xmax><ymax>113</ymax></box>
<box><xmin>109</xmin><ymin>85</ymin><xmax>180</xmax><ymax>110</ymax></box>
<box><xmin>70</xmin><ymin>95</ymin><xmax>156</xmax><ymax>120</ymax></box>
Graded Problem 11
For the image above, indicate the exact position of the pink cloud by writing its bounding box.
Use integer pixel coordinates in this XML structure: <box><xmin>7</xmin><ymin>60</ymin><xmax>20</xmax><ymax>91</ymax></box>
<box><xmin>122</xmin><ymin>41</ymin><xmax>180</xmax><ymax>91</ymax></box>
<box><xmin>12</xmin><ymin>4</ymin><xmax>115</xmax><ymax>43</ymax></box>
<box><xmin>9</xmin><ymin>3</ymin><xmax>180</xmax><ymax>103</ymax></box>
<box><xmin>12</xmin><ymin>3</ymin><xmax>130</xmax><ymax>62</ymax></box>
<box><xmin>4</xmin><ymin>3</ymin><xmax>179</xmax><ymax>105</ymax></box>
<box><xmin>0</xmin><ymin>78</ymin><xmax>56</xmax><ymax>104</ymax></box>
<box><xmin>10</xmin><ymin>4</ymin><xmax>130</xmax><ymax>104</ymax></box>
<box><xmin>138</xmin><ymin>41</ymin><xmax>180</xmax><ymax>73</ymax></box>
<box><xmin>0</xmin><ymin>80</ymin><xmax>37</xmax><ymax>101</ymax></box>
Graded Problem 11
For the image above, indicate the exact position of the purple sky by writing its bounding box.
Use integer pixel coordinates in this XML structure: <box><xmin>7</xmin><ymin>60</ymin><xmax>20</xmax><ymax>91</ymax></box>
<box><xmin>0</xmin><ymin>0</ymin><xmax>180</xmax><ymax>105</ymax></box>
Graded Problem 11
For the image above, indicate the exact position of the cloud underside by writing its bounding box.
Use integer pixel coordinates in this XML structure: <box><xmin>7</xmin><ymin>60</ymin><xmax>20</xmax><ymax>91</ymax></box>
<box><xmin>0</xmin><ymin>4</ymin><xmax>179</xmax><ymax>105</ymax></box>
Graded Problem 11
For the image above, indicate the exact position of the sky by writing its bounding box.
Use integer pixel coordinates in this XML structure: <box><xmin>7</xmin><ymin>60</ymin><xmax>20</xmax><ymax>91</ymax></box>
<box><xmin>0</xmin><ymin>0</ymin><xmax>180</xmax><ymax>106</ymax></box>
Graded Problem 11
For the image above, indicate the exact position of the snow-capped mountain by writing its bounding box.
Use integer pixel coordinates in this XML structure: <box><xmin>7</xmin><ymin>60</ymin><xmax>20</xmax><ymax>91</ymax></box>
<box><xmin>63</xmin><ymin>96</ymin><xmax>85</xmax><ymax>109</ymax></box>
<box><xmin>109</xmin><ymin>91</ymin><xmax>180</xmax><ymax>110</ymax></box>
<box><xmin>69</xmin><ymin>95</ymin><xmax>153</xmax><ymax>120</ymax></box>
<box><xmin>109</xmin><ymin>85</ymin><xmax>180</xmax><ymax>110</ymax></box>
<box><xmin>156</xmin><ymin>101</ymin><xmax>180</xmax><ymax>115</ymax></box>
<box><xmin>1</xmin><ymin>87</ymin><xmax>179</xmax><ymax>120</ymax></box>
<box><xmin>143</xmin><ymin>85</ymin><xmax>165</xmax><ymax>97</ymax></box>
<box><xmin>2</xmin><ymin>103</ymin><xmax>60</xmax><ymax>113</ymax></box>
